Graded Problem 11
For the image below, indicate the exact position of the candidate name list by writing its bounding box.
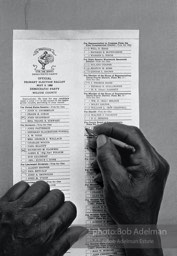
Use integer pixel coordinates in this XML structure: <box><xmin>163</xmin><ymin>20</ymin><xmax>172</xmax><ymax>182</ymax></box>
<box><xmin>20</xmin><ymin>96</ymin><xmax>70</xmax><ymax>198</ymax></box>
<box><xmin>84</xmin><ymin>40</ymin><xmax>132</xmax><ymax>255</ymax></box>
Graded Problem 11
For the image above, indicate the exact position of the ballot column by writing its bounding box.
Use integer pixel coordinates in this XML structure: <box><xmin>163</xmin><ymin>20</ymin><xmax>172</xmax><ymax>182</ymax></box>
<box><xmin>84</xmin><ymin>40</ymin><xmax>131</xmax><ymax>255</ymax></box>
<box><xmin>20</xmin><ymin>96</ymin><xmax>71</xmax><ymax>199</ymax></box>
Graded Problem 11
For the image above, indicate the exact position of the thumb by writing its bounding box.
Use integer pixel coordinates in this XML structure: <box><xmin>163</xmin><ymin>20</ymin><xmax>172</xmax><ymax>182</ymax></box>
<box><xmin>96</xmin><ymin>135</ymin><xmax>128</xmax><ymax>183</ymax></box>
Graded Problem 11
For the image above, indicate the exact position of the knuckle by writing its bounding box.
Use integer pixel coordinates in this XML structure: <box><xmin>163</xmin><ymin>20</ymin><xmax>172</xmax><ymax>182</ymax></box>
<box><xmin>22</xmin><ymin>212</ymin><xmax>40</xmax><ymax>226</ymax></box>
<box><xmin>52</xmin><ymin>215</ymin><xmax>63</xmax><ymax>228</ymax></box>
<box><xmin>130</xmin><ymin>125</ymin><xmax>141</xmax><ymax>135</ymax></box>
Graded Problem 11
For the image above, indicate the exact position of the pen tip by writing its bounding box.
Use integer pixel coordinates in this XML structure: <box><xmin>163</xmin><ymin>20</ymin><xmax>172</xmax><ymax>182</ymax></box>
<box><xmin>85</xmin><ymin>128</ymin><xmax>93</xmax><ymax>136</ymax></box>
<box><xmin>85</xmin><ymin>128</ymin><xmax>96</xmax><ymax>137</ymax></box>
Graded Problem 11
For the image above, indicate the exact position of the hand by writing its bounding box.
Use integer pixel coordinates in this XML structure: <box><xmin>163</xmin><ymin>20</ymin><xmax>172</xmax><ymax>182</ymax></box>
<box><xmin>0</xmin><ymin>181</ymin><xmax>87</xmax><ymax>256</ymax></box>
<box><xmin>90</xmin><ymin>123</ymin><xmax>169</xmax><ymax>225</ymax></box>
<box><xmin>89</xmin><ymin>123</ymin><xmax>169</xmax><ymax>256</ymax></box>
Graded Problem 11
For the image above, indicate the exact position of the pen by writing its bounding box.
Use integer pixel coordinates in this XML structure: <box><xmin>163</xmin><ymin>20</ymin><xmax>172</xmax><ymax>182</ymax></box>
<box><xmin>85</xmin><ymin>128</ymin><xmax>135</xmax><ymax>153</ymax></box>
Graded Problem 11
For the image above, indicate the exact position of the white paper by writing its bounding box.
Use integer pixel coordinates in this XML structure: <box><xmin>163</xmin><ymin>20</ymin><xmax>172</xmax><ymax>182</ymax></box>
<box><xmin>13</xmin><ymin>30</ymin><xmax>139</xmax><ymax>255</ymax></box>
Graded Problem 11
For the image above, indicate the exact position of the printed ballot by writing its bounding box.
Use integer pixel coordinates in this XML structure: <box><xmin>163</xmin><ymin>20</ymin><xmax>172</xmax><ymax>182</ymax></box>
<box><xmin>13</xmin><ymin>30</ymin><xmax>139</xmax><ymax>255</ymax></box>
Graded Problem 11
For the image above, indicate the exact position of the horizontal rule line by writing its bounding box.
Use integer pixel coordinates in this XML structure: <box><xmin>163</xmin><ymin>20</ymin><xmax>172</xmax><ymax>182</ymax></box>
<box><xmin>24</xmin><ymin>180</ymin><xmax>70</xmax><ymax>183</ymax></box>
<box><xmin>21</xmin><ymin>161</ymin><xmax>70</xmax><ymax>163</ymax></box>
<box><xmin>85</xmin><ymin>108</ymin><xmax>132</xmax><ymax>111</ymax></box>
<box><xmin>21</xmin><ymin>168</ymin><xmax>70</xmax><ymax>170</ymax></box>
<box><xmin>21</xmin><ymin>122</ymin><xmax>70</xmax><ymax>124</ymax></box>
<box><xmin>20</xmin><ymin>96</ymin><xmax>69</xmax><ymax>98</ymax></box>
<box><xmin>84</xmin><ymin>73</ymin><xmax>131</xmax><ymax>75</ymax></box>
<box><xmin>84</xmin><ymin>56</ymin><xmax>131</xmax><ymax>57</ymax></box>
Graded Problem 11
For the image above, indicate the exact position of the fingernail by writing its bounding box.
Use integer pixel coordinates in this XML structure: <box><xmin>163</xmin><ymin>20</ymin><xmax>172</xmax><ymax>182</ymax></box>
<box><xmin>79</xmin><ymin>229</ymin><xmax>88</xmax><ymax>239</ymax></box>
<box><xmin>97</xmin><ymin>135</ymin><xmax>107</xmax><ymax>148</ymax></box>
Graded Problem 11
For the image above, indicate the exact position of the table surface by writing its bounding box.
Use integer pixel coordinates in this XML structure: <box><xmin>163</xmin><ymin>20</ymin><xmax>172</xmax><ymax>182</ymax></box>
<box><xmin>0</xmin><ymin>0</ymin><xmax>176</xmax><ymax>228</ymax></box>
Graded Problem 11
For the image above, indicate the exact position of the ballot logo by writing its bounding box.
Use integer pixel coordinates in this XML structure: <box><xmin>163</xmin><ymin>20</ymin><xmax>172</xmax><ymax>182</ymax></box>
<box><xmin>33</xmin><ymin>48</ymin><xmax>57</xmax><ymax>74</ymax></box>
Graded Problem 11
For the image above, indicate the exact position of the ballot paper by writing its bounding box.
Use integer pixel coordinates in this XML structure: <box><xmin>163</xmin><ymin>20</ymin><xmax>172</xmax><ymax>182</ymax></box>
<box><xmin>13</xmin><ymin>30</ymin><xmax>139</xmax><ymax>255</ymax></box>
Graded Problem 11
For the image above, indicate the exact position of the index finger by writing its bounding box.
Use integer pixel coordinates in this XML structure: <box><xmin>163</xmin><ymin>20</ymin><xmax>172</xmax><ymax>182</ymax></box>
<box><xmin>94</xmin><ymin>122</ymin><xmax>146</xmax><ymax>149</ymax></box>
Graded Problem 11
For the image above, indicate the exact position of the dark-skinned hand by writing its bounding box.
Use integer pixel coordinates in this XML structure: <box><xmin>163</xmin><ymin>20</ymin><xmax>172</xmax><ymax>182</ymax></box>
<box><xmin>0</xmin><ymin>180</ymin><xmax>87</xmax><ymax>256</ymax></box>
<box><xmin>89</xmin><ymin>123</ymin><xmax>169</xmax><ymax>256</ymax></box>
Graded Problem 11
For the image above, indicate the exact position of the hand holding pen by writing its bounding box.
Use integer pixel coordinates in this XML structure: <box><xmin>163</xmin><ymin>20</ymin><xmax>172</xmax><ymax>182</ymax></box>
<box><xmin>87</xmin><ymin>122</ymin><xmax>169</xmax><ymax>256</ymax></box>
<box><xmin>86</xmin><ymin>127</ymin><xmax>135</xmax><ymax>153</ymax></box>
